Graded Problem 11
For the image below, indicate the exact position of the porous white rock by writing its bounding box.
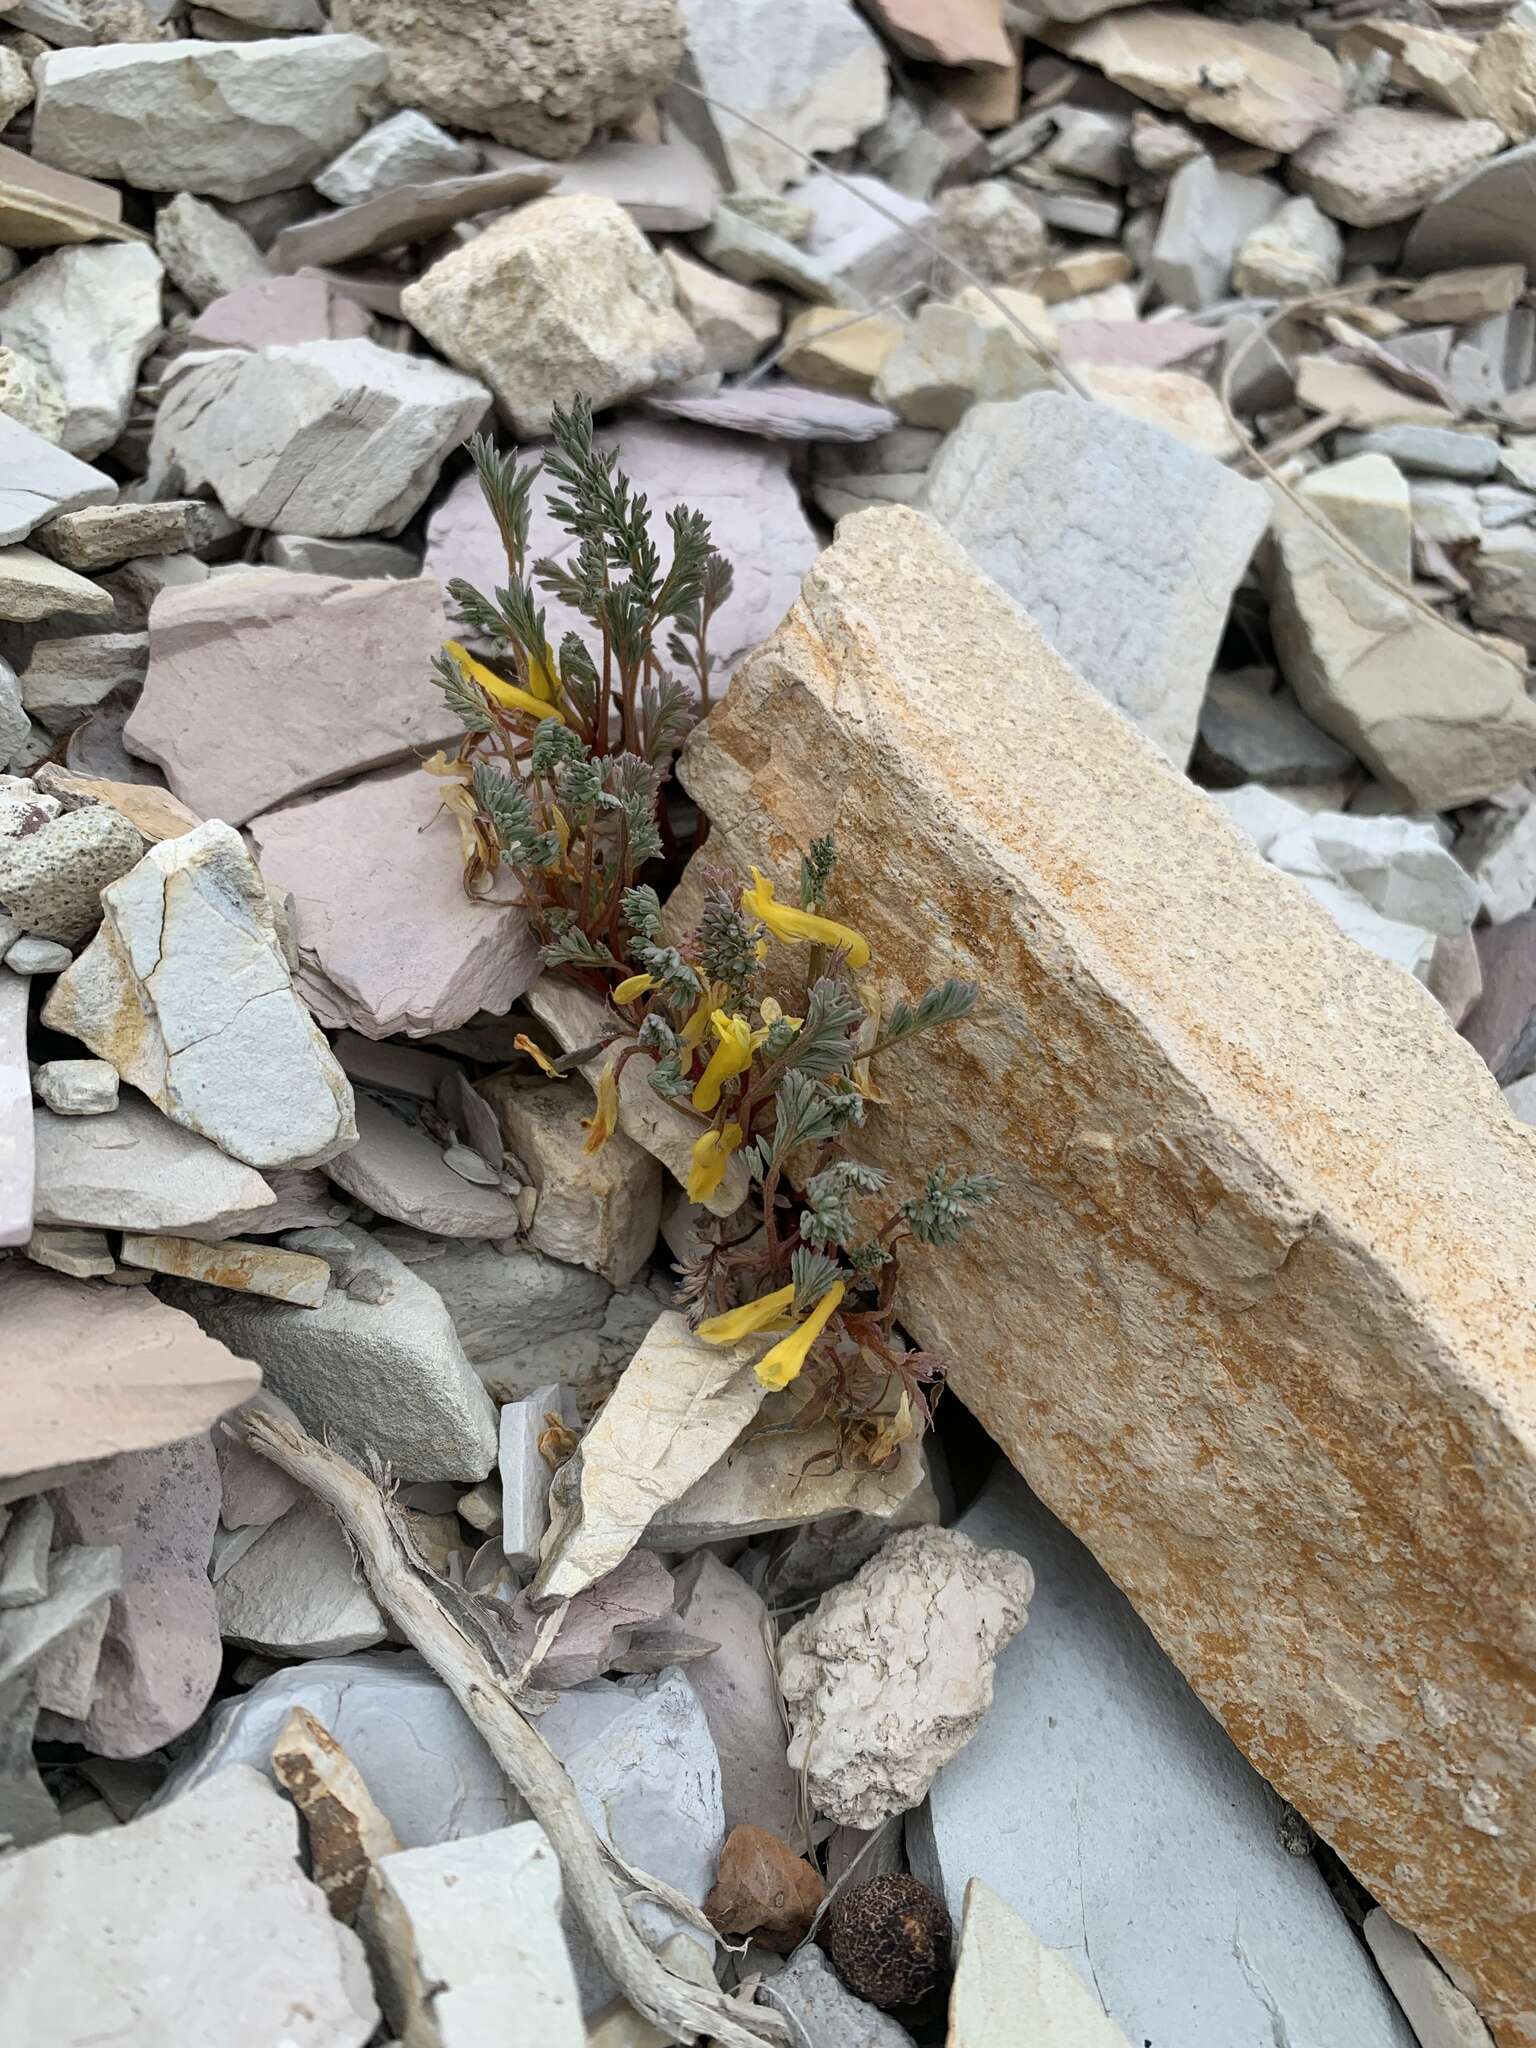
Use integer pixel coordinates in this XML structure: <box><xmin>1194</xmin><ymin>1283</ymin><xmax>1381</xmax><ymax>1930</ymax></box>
<box><xmin>42</xmin><ymin>820</ymin><xmax>357</xmax><ymax>1172</ymax></box>
<box><xmin>217</xmin><ymin>1495</ymin><xmax>387</xmax><ymax>1659</ymax></box>
<box><xmin>177</xmin><ymin>1224</ymin><xmax>499</xmax><ymax>1482</ymax></box>
<box><xmin>0</xmin><ymin>414</ymin><xmax>115</xmax><ymax>546</ymax></box>
<box><xmin>482</xmin><ymin>1077</ymin><xmax>661</xmax><ymax>1287</ymax></box>
<box><xmin>125</xmin><ymin>572</ymin><xmax>459</xmax><ymax>826</ymax></box>
<box><xmin>316</xmin><ymin>110</ymin><xmax>479</xmax><ymax>208</ymax></box>
<box><xmin>779</xmin><ymin>1524</ymin><xmax>1033</xmax><ymax>1830</ymax></box>
<box><xmin>530</xmin><ymin>1311</ymin><xmax>769</xmax><ymax>1604</ymax></box>
<box><xmin>0</xmin><ymin>1766</ymin><xmax>378</xmax><ymax>2045</ymax></box>
<box><xmin>153</xmin><ymin>192</ymin><xmax>267</xmax><ymax>311</ymax></box>
<box><xmin>30</xmin><ymin>1093</ymin><xmax>275</xmax><ymax>1235</ymax></box>
<box><xmin>907</xmin><ymin>1467</ymin><xmax>1414</xmax><ymax>2048</ymax></box>
<box><xmin>31</xmin><ymin>36</ymin><xmax>389</xmax><ymax>202</ymax></box>
<box><xmin>0</xmin><ymin>242</ymin><xmax>163</xmax><ymax>460</ymax></box>
<box><xmin>669</xmin><ymin>0</ymin><xmax>888</xmax><ymax>195</ymax></box>
<box><xmin>248</xmin><ymin>765</ymin><xmax>543</xmax><ymax>1039</ymax></box>
<box><xmin>401</xmin><ymin>195</ymin><xmax>704</xmax><ymax>439</ymax></box>
<box><xmin>426</xmin><ymin>413</ymin><xmax>817</xmax><ymax>679</ymax></box>
<box><xmin>361</xmin><ymin>1824</ymin><xmax>584</xmax><ymax>2048</ymax></box>
<box><xmin>148</xmin><ymin>338</ymin><xmax>489</xmax><ymax>539</ymax></box>
<box><xmin>1290</xmin><ymin>105</ymin><xmax>1505</xmax><ymax>229</ymax></box>
<box><xmin>933</xmin><ymin>179</ymin><xmax>1047</xmax><ymax>283</ymax></box>
<box><xmin>922</xmin><ymin>391</ymin><xmax>1269</xmax><ymax>767</ymax></box>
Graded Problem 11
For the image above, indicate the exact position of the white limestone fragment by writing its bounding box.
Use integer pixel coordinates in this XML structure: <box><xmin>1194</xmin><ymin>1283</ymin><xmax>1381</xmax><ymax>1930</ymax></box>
<box><xmin>0</xmin><ymin>243</ymin><xmax>163</xmax><ymax>461</ymax></box>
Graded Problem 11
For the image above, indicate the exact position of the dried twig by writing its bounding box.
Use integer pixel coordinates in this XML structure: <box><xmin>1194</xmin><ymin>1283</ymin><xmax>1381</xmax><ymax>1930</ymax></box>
<box><xmin>236</xmin><ymin>1394</ymin><xmax>790</xmax><ymax>2048</ymax></box>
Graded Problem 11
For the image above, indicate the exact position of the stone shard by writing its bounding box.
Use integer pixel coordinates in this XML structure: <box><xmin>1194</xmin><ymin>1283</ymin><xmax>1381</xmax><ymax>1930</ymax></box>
<box><xmin>1362</xmin><ymin>1908</ymin><xmax>1495</xmax><ymax>2048</ymax></box>
<box><xmin>0</xmin><ymin>241</ymin><xmax>164</xmax><ymax>460</ymax></box>
<box><xmin>1</xmin><ymin>1264</ymin><xmax>258</xmax><ymax>1496</ymax></box>
<box><xmin>0</xmin><ymin>414</ymin><xmax>115</xmax><ymax>547</ymax></box>
<box><xmin>315</xmin><ymin>110</ymin><xmax>480</xmax><ymax>208</ymax></box>
<box><xmin>779</xmin><ymin>1525</ymin><xmax>1033</xmax><ymax>1830</ymax></box>
<box><xmin>705</xmin><ymin>1823</ymin><xmax>825</xmax><ymax>1951</ymax></box>
<box><xmin>332</xmin><ymin>0</ymin><xmax>682</xmax><ymax>160</ymax></box>
<box><xmin>175</xmin><ymin>1223</ymin><xmax>499</xmax><ymax>1483</ymax></box>
<box><xmin>148</xmin><ymin>338</ymin><xmax>489</xmax><ymax>540</ymax></box>
<box><xmin>1263</xmin><ymin>489</ymin><xmax>1536</xmax><ymax>809</ymax></box>
<box><xmin>0</xmin><ymin>1767</ymin><xmax>378</xmax><ymax>2045</ymax></box>
<box><xmin>908</xmin><ymin>1467</ymin><xmax>1414</xmax><ymax>2048</ymax></box>
<box><xmin>31</xmin><ymin>1092</ymin><xmax>276</xmax><ymax>1236</ymax></box>
<box><xmin>47</xmin><ymin>1435</ymin><xmax>222</xmax><ymax>1758</ymax></box>
<box><xmin>271</xmin><ymin>1705</ymin><xmax>402</xmax><ymax>1924</ymax></box>
<box><xmin>947</xmin><ymin>1877</ymin><xmax>1132</xmax><ymax>2047</ymax></box>
<box><xmin>672</xmin><ymin>1550</ymin><xmax>800</xmax><ymax>1841</ymax></box>
<box><xmin>669</xmin><ymin>0</ymin><xmax>888</xmax><ymax>195</ymax></box>
<box><xmin>42</xmin><ymin>820</ymin><xmax>357</xmax><ymax>1172</ymax></box>
<box><xmin>31</xmin><ymin>36</ymin><xmax>389</xmax><ymax>202</ymax></box>
<box><xmin>325</xmin><ymin>1088</ymin><xmax>521</xmax><ymax>1239</ymax></box>
<box><xmin>761</xmin><ymin>1946</ymin><xmax>914</xmax><ymax>2048</ymax></box>
<box><xmin>154</xmin><ymin>191</ymin><xmax>267</xmax><ymax>311</ymax></box>
<box><xmin>0</xmin><ymin>967</ymin><xmax>31</xmax><ymax>1246</ymax></box>
<box><xmin>482</xmin><ymin>1076</ymin><xmax>662</xmax><ymax>1287</ymax></box>
<box><xmin>530</xmin><ymin>1310</ymin><xmax>769</xmax><ymax>1605</ymax></box>
<box><xmin>126</xmin><ymin>572</ymin><xmax>459</xmax><ymax>826</ymax></box>
<box><xmin>216</xmin><ymin>1494</ymin><xmax>387</xmax><ymax>1659</ymax></box>
<box><xmin>677</xmin><ymin>501</ymin><xmax>1536</xmax><ymax>2040</ymax></box>
<box><xmin>1406</xmin><ymin>140</ymin><xmax>1536</xmax><ymax>275</ymax></box>
<box><xmin>360</xmin><ymin>1823</ymin><xmax>585</xmax><ymax>2048</ymax></box>
<box><xmin>922</xmin><ymin>392</ymin><xmax>1269</xmax><ymax>768</ymax></box>
<box><xmin>268</xmin><ymin>165</ymin><xmax>558</xmax><ymax>273</ymax></box>
<box><xmin>249</xmin><ymin>765</ymin><xmax>543</xmax><ymax>1039</ymax></box>
<box><xmin>401</xmin><ymin>195</ymin><xmax>704</xmax><ymax>440</ymax></box>
<box><xmin>120</xmin><ymin>1233</ymin><xmax>330</xmax><ymax>1305</ymax></box>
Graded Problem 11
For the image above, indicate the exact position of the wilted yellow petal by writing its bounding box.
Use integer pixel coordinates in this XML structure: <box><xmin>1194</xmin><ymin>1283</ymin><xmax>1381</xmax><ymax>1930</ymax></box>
<box><xmin>445</xmin><ymin>640</ymin><xmax>568</xmax><ymax>726</ymax></box>
<box><xmin>697</xmin><ymin>1280</ymin><xmax>796</xmax><ymax>1344</ymax></box>
<box><xmin>515</xmin><ymin>1033</ymin><xmax>564</xmax><ymax>1080</ymax></box>
<box><xmin>581</xmin><ymin>1061</ymin><xmax>621</xmax><ymax>1154</ymax></box>
<box><xmin>755</xmin><ymin>1281</ymin><xmax>846</xmax><ymax>1390</ymax></box>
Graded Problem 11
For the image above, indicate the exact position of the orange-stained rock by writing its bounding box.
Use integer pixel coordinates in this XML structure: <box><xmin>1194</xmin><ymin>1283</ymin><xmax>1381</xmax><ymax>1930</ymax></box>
<box><xmin>677</xmin><ymin>503</ymin><xmax>1536</xmax><ymax>2045</ymax></box>
<box><xmin>704</xmin><ymin>1824</ymin><xmax>825</xmax><ymax>1952</ymax></box>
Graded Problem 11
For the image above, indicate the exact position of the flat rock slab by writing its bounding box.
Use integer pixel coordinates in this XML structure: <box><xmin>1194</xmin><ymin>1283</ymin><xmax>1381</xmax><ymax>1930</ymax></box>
<box><xmin>0</xmin><ymin>1766</ymin><xmax>377</xmax><ymax>2045</ymax></box>
<box><xmin>269</xmin><ymin>164</ymin><xmax>557</xmax><ymax>271</ymax></box>
<box><xmin>679</xmin><ymin>501</ymin><xmax>1536</xmax><ymax>2039</ymax></box>
<box><xmin>426</xmin><ymin>412</ymin><xmax>819</xmax><ymax>678</ymax></box>
<box><xmin>125</xmin><ymin>571</ymin><xmax>460</xmax><ymax>826</ymax></box>
<box><xmin>326</xmin><ymin>1088</ymin><xmax>520</xmax><ymax>1239</ymax></box>
<box><xmin>1406</xmin><ymin>140</ymin><xmax>1536</xmax><ymax>275</ymax></box>
<box><xmin>1</xmin><ymin>1266</ymin><xmax>258</xmax><ymax>1497</ymax></box>
<box><xmin>644</xmin><ymin>384</ymin><xmax>899</xmax><ymax>442</ymax></box>
<box><xmin>249</xmin><ymin>764</ymin><xmax>542</xmax><ymax>1040</ymax></box>
<box><xmin>909</xmin><ymin>1467</ymin><xmax>1413</xmax><ymax>2048</ymax></box>
<box><xmin>0</xmin><ymin>414</ymin><xmax>115</xmax><ymax>546</ymax></box>
<box><xmin>922</xmin><ymin>391</ymin><xmax>1269</xmax><ymax>767</ymax></box>
<box><xmin>30</xmin><ymin>1091</ymin><xmax>276</xmax><ymax>1236</ymax></box>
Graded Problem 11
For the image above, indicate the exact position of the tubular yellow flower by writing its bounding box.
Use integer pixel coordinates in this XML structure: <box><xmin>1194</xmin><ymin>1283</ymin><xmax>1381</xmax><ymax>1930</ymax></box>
<box><xmin>691</xmin><ymin>1009</ymin><xmax>755</xmax><ymax>1112</ymax></box>
<box><xmin>696</xmin><ymin>1281</ymin><xmax>795</xmax><ymax>1345</ymax></box>
<box><xmin>741</xmin><ymin>868</ymin><xmax>870</xmax><ymax>968</ymax></box>
<box><xmin>581</xmin><ymin>1062</ymin><xmax>621</xmax><ymax>1154</ymax></box>
<box><xmin>514</xmin><ymin>1033</ymin><xmax>563</xmax><ymax>1080</ymax></box>
<box><xmin>612</xmin><ymin>971</ymin><xmax>654</xmax><ymax>1004</ymax></box>
<box><xmin>755</xmin><ymin>1281</ymin><xmax>846</xmax><ymax>1391</ymax></box>
<box><xmin>686</xmin><ymin>1120</ymin><xmax>743</xmax><ymax>1204</ymax></box>
<box><xmin>526</xmin><ymin>643</ymin><xmax>560</xmax><ymax>703</ymax></box>
<box><xmin>445</xmin><ymin>640</ymin><xmax>568</xmax><ymax>726</ymax></box>
<box><xmin>680</xmin><ymin>984</ymin><xmax>724</xmax><ymax>1048</ymax></box>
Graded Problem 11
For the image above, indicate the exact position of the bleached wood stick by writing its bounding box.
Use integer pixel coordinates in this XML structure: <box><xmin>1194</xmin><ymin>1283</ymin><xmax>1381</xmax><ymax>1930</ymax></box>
<box><xmin>236</xmin><ymin>1395</ymin><xmax>789</xmax><ymax>2048</ymax></box>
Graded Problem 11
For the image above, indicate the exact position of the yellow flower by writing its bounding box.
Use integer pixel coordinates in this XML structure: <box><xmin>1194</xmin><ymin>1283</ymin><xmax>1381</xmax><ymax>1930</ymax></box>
<box><xmin>686</xmin><ymin>1121</ymin><xmax>743</xmax><ymax>1204</ymax></box>
<box><xmin>692</xmin><ymin>1009</ymin><xmax>756</xmax><ymax>1112</ymax></box>
<box><xmin>755</xmin><ymin>1281</ymin><xmax>846</xmax><ymax>1390</ymax></box>
<box><xmin>514</xmin><ymin>1033</ymin><xmax>563</xmax><ymax>1080</ymax></box>
<box><xmin>759</xmin><ymin>998</ymin><xmax>804</xmax><ymax>1031</ymax></box>
<box><xmin>526</xmin><ymin>643</ymin><xmax>560</xmax><ymax>703</ymax></box>
<box><xmin>613</xmin><ymin>971</ymin><xmax>654</xmax><ymax>1004</ymax></box>
<box><xmin>445</xmin><ymin>640</ymin><xmax>567</xmax><ymax>726</ymax></box>
<box><xmin>741</xmin><ymin>868</ymin><xmax>870</xmax><ymax>968</ymax></box>
<box><xmin>581</xmin><ymin>1061</ymin><xmax>620</xmax><ymax>1154</ymax></box>
<box><xmin>697</xmin><ymin>1281</ymin><xmax>796</xmax><ymax>1345</ymax></box>
<box><xmin>680</xmin><ymin>984</ymin><xmax>724</xmax><ymax>1048</ymax></box>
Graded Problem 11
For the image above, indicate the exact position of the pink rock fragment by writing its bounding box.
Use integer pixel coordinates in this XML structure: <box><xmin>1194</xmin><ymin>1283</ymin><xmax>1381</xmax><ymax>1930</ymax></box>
<box><xmin>1058</xmin><ymin>319</ymin><xmax>1221</xmax><ymax>371</ymax></box>
<box><xmin>187</xmin><ymin>273</ymin><xmax>374</xmax><ymax>349</ymax></box>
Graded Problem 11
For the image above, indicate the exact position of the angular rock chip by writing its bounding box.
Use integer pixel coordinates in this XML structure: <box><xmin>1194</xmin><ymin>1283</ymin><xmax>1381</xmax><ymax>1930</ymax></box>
<box><xmin>120</xmin><ymin>1233</ymin><xmax>330</xmax><ymax>1306</ymax></box>
<box><xmin>0</xmin><ymin>1767</ymin><xmax>378</xmax><ymax>2045</ymax></box>
<box><xmin>269</xmin><ymin>164</ymin><xmax>557</xmax><ymax>273</ymax></box>
<box><xmin>1</xmin><ymin>1264</ymin><xmax>258</xmax><ymax>1497</ymax></box>
<box><xmin>530</xmin><ymin>1310</ymin><xmax>770</xmax><ymax>1605</ymax></box>
<box><xmin>325</xmin><ymin>1089</ymin><xmax>520</xmax><ymax>1239</ymax></box>
<box><xmin>315</xmin><ymin>109</ymin><xmax>480</xmax><ymax>208</ymax></box>
<box><xmin>908</xmin><ymin>1468</ymin><xmax>1414</xmax><ymax>2048</ymax></box>
<box><xmin>43</xmin><ymin>820</ymin><xmax>357</xmax><ymax>1172</ymax></box>
<box><xmin>216</xmin><ymin>1494</ymin><xmax>387</xmax><ymax>1660</ymax></box>
<box><xmin>1289</xmin><ymin>105</ymin><xmax>1505</xmax><ymax>229</ymax></box>
<box><xmin>35</xmin><ymin>497</ymin><xmax>210</xmax><ymax>571</ymax></box>
<box><xmin>176</xmin><ymin>1223</ymin><xmax>499</xmax><ymax>1482</ymax></box>
<box><xmin>705</xmin><ymin>1822</ymin><xmax>825</xmax><ymax>1951</ymax></box>
<box><xmin>0</xmin><ymin>967</ymin><xmax>31</xmax><ymax>1246</ymax></box>
<box><xmin>125</xmin><ymin>571</ymin><xmax>460</xmax><ymax>826</ymax></box>
<box><xmin>669</xmin><ymin>0</ymin><xmax>888</xmax><ymax>194</ymax></box>
<box><xmin>31</xmin><ymin>1092</ymin><xmax>275</xmax><ymax>1236</ymax></box>
<box><xmin>1362</xmin><ymin>1908</ymin><xmax>1495</xmax><ymax>2048</ymax></box>
<box><xmin>0</xmin><ymin>241</ymin><xmax>163</xmax><ymax>460</ymax></box>
<box><xmin>426</xmin><ymin>413</ymin><xmax>818</xmax><ymax>678</ymax></box>
<box><xmin>360</xmin><ymin>1823</ymin><xmax>584</xmax><ymax>2048</ymax></box>
<box><xmin>760</xmin><ymin>1946</ymin><xmax>914</xmax><ymax>2048</ymax></box>
<box><xmin>1406</xmin><ymin>138</ymin><xmax>1536</xmax><ymax>275</ymax></box>
<box><xmin>947</xmin><ymin>1877</ymin><xmax>1133</xmax><ymax>2047</ymax></box>
<box><xmin>673</xmin><ymin>1551</ymin><xmax>800</xmax><ymax>1840</ymax></box>
<box><xmin>482</xmin><ymin>1076</ymin><xmax>661</xmax><ymax>1287</ymax></box>
<box><xmin>0</xmin><ymin>544</ymin><xmax>116</xmax><ymax>624</ymax></box>
<box><xmin>189</xmin><ymin>272</ymin><xmax>374</xmax><ymax>350</ymax></box>
<box><xmin>148</xmin><ymin>337</ymin><xmax>489</xmax><ymax>539</ymax></box>
<box><xmin>271</xmin><ymin>1705</ymin><xmax>401</xmax><ymax>1923</ymax></box>
<box><xmin>678</xmin><ymin>500</ymin><xmax>1536</xmax><ymax>2038</ymax></box>
<box><xmin>922</xmin><ymin>391</ymin><xmax>1269</xmax><ymax>767</ymax></box>
<box><xmin>401</xmin><ymin>195</ymin><xmax>704</xmax><ymax>439</ymax></box>
<box><xmin>249</xmin><ymin>765</ymin><xmax>543</xmax><ymax>1039</ymax></box>
<box><xmin>0</xmin><ymin>413</ymin><xmax>115</xmax><ymax>546</ymax></box>
<box><xmin>154</xmin><ymin>191</ymin><xmax>267</xmax><ymax>312</ymax></box>
<box><xmin>31</xmin><ymin>35</ymin><xmax>389</xmax><ymax>202</ymax></box>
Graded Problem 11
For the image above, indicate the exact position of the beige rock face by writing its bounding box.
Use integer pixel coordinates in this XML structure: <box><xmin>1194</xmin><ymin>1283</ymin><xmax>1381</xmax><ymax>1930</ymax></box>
<box><xmin>481</xmin><ymin>1076</ymin><xmax>662</xmax><ymax>1289</ymax></box>
<box><xmin>401</xmin><ymin>195</ymin><xmax>704</xmax><ymax>438</ymax></box>
<box><xmin>947</xmin><ymin>1878</ymin><xmax>1132</xmax><ymax>2048</ymax></box>
<box><xmin>1289</xmin><ymin>105</ymin><xmax>1505</xmax><ymax>228</ymax></box>
<box><xmin>1041</xmin><ymin>9</ymin><xmax>1345</xmax><ymax>153</ymax></box>
<box><xmin>678</xmin><ymin>504</ymin><xmax>1536</xmax><ymax>2042</ymax></box>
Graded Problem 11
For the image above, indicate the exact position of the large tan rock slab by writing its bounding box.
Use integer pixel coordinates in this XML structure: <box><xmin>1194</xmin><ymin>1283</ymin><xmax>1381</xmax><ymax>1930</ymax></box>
<box><xmin>1</xmin><ymin>1265</ymin><xmax>259</xmax><ymax>1498</ymax></box>
<box><xmin>678</xmin><ymin>502</ymin><xmax>1536</xmax><ymax>2044</ymax></box>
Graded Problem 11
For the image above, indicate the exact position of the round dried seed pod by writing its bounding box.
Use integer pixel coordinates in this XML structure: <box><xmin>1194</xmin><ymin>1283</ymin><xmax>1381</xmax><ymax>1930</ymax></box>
<box><xmin>821</xmin><ymin>1872</ymin><xmax>952</xmax><ymax>2008</ymax></box>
